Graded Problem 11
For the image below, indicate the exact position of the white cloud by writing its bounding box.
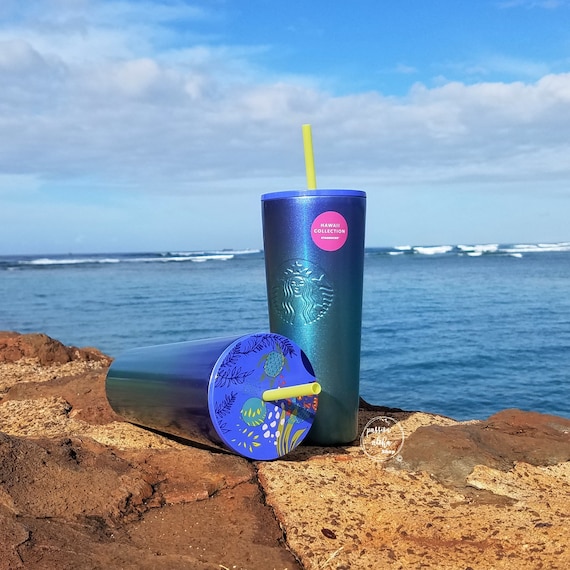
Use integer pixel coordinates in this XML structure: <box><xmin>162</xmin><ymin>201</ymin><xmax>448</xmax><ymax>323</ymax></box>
<box><xmin>1</xmin><ymin>0</ymin><xmax>570</xmax><ymax>204</ymax></box>
<box><xmin>0</xmin><ymin>38</ymin><xmax>44</xmax><ymax>69</ymax></box>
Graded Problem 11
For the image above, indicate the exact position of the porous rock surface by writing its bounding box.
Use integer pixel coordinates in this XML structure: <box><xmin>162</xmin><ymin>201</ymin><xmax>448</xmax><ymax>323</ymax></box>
<box><xmin>1</xmin><ymin>332</ymin><xmax>569</xmax><ymax>569</ymax></box>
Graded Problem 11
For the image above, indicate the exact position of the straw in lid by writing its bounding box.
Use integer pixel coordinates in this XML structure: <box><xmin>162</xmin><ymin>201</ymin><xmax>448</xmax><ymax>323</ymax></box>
<box><xmin>207</xmin><ymin>333</ymin><xmax>320</xmax><ymax>460</ymax></box>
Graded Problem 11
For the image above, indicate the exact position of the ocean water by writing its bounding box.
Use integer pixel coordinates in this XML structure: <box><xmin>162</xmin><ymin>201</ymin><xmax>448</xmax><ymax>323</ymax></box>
<box><xmin>1</xmin><ymin>243</ymin><xmax>569</xmax><ymax>421</ymax></box>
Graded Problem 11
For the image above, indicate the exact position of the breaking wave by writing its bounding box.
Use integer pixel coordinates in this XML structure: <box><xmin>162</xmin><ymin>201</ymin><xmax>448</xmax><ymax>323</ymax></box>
<box><xmin>3</xmin><ymin>243</ymin><xmax>570</xmax><ymax>271</ymax></box>
<box><xmin>1</xmin><ymin>249</ymin><xmax>262</xmax><ymax>270</ymax></box>
<box><xmin>366</xmin><ymin>241</ymin><xmax>570</xmax><ymax>258</ymax></box>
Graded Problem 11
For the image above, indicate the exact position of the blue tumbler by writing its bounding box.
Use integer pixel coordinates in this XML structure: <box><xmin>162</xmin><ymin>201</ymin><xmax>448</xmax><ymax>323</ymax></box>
<box><xmin>105</xmin><ymin>333</ymin><xmax>320</xmax><ymax>460</ymax></box>
<box><xmin>262</xmin><ymin>189</ymin><xmax>366</xmax><ymax>445</ymax></box>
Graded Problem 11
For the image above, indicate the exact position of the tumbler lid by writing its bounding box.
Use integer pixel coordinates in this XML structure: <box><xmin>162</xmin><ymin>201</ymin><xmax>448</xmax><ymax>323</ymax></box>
<box><xmin>262</xmin><ymin>189</ymin><xmax>366</xmax><ymax>200</ymax></box>
<box><xmin>207</xmin><ymin>333</ymin><xmax>319</xmax><ymax>460</ymax></box>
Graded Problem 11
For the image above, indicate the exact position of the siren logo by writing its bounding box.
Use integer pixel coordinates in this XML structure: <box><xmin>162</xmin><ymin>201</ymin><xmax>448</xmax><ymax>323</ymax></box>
<box><xmin>271</xmin><ymin>260</ymin><xmax>334</xmax><ymax>325</ymax></box>
<box><xmin>360</xmin><ymin>416</ymin><xmax>405</xmax><ymax>462</ymax></box>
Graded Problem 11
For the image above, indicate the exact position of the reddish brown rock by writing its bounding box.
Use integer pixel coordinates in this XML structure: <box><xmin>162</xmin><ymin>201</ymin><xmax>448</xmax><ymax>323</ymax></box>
<box><xmin>259</xmin><ymin>408</ymin><xmax>570</xmax><ymax>569</ymax></box>
<box><xmin>118</xmin><ymin>447</ymin><xmax>253</xmax><ymax>506</ymax></box>
<box><xmin>0</xmin><ymin>333</ymin><xmax>301</xmax><ymax>570</ymax></box>
<box><xmin>0</xmin><ymin>331</ymin><xmax>110</xmax><ymax>365</ymax></box>
<box><xmin>127</xmin><ymin>482</ymin><xmax>299</xmax><ymax>569</ymax></box>
<box><xmin>0</xmin><ymin>432</ymin><xmax>299</xmax><ymax>570</ymax></box>
<box><xmin>395</xmin><ymin>408</ymin><xmax>570</xmax><ymax>487</ymax></box>
<box><xmin>0</xmin><ymin>433</ymin><xmax>153</xmax><ymax>522</ymax></box>
<box><xmin>0</xmin><ymin>507</ymin><xmax>31</xmax><ymax>570</ymax></box>
<box><xmin>3</xmin><ymin>367</ymin><xmax>120</xmax><ymax>425</ymax></box>
<box><xmin>1</xmin><ymin>332</ymin><xmax>569</xmax><ymax>570</ymax></box>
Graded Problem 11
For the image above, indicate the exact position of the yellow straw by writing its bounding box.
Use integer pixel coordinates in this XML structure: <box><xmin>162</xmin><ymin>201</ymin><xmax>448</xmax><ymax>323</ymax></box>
<box><xmin>262</xmin><ymin>381</ymin><xmax>321</xmax><ymax>402</ymax></box>
<box><xmin>302</xmin><ymin>124</ymin><xmax>317</xmax><ymax>189</ymax></box>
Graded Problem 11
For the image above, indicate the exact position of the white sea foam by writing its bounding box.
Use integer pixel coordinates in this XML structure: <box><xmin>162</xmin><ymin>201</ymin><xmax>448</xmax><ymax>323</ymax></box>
<box><xmin>123</xmin><ymin>254</ymin><xmax>235</xmax><ymax>263</ymax></box>
<box><xmin>24</xmin><ymin>254</ymin><xmax>237</xmax><ymax>266</ymax></box>
<box><xmin>171</xmin><ymin>249</ymin><xmax>260</xmax><ymax>256</ymax></box>
<box><xmin>503</xmin><ymin>242</ymin><xmax>570</xmax><ymax>253</ymax></box>
<box><xmin>388</xmin><ymin>251</ymin><xmax>405</xmax><ymax>255</ymax></box>
<box><xmin>458</xmin><ymin>243</ymin><xmax>499</xmax><ymax>253</ymax></box>
<box><xmin>189</xmin><ymin>254</ymin><xmax>234</xmax><ymax>262</ymax></box>
<box><xmin>413</xmin><ymin>245</ymin><xmax>453</xmax><ymax>255</ymax></box>
<box><xmin>535</xmin><ymin>242</ymin><xmax>570</xmax><ymax>251</ymax></box>
<box><xmin>25</xmin><ymin>257</ymin><xmax>120</xmax><ymax>265</ymax></box>
<box><xmin>212</xmin><ymin>249</ymin><xmax>261</xmax><ymax>256</ymax></box>
<box><xmin>394</xmin><ymin>245</ymin><xmax>412</xmax><ymax>251</ymax></box>
<box><xmin>538</xmin><ymin>242</ymin><xmax>570</xmax><ymax>249</ymax></box>
<box><xmin>509</xmin><ymin>244</ymin><xmax>537</xmax><ymax>252</ymax></box>
<box><xmin>124</xmin><ymin>256</ymin><xmax>185</xmax><ymax>262</ymax></box>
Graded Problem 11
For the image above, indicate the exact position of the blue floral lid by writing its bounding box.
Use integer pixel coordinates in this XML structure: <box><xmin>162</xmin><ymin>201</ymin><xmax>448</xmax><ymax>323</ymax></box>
<box><xmin>207</xmin><ymin>333</ymin><xmax>318</xmax><ymax>460</ymax></box>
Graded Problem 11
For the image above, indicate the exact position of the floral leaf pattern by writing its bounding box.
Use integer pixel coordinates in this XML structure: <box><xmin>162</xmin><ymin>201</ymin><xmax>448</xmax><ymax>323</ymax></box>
<box><xmin>214</xmin><ymin>367</ymin><xmax>254</xmax><ymax>388</ymax></box>
<box><xmin>210</xmin><ymin>333</ymin><xmax>316</xmax><ymax>459</ymax></box>
<box><xmin>215</xmin><ymin>391</ymin><xmax>237</xmax><ymax>418</ymax></box>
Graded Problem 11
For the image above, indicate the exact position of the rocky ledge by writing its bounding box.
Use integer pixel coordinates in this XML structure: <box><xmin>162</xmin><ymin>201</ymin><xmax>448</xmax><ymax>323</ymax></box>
<box><xmin>0</xmin><ymin>331</ymin><xmax>568</xmax><ymax>569</ymax></box>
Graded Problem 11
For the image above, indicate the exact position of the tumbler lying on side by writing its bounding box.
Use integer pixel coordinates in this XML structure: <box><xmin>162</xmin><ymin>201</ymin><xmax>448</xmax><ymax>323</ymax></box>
<box><xmin>106</xmin><ymin>333</ymin><xmax>320</xmax><ymax>460</ymax></box>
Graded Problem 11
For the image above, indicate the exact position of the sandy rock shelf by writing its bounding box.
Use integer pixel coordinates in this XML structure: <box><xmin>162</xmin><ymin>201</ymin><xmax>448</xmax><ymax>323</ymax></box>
<box><xmin>0</xmin><ymin>331</ymin><xmax>569</xmax><ymax>569</ymax></box>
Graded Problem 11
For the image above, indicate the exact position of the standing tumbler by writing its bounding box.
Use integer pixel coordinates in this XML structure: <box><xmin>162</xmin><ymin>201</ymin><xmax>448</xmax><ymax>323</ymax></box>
<box><xmin>262</xmin><ymin>189</ymin><xmax>366</xmax><ymax>445</ymax></box>
<box><xmin>106</xmin><ymin>333</ymin><xmax>320</xmax><ymax>460</ymax></box>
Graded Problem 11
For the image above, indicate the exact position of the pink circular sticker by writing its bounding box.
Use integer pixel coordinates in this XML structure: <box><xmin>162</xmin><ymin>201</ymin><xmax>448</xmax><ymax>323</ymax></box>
<box><xmin>311</xmin><ymin>211</ymin><xmax>348</xmax><ymax>251</ymax></box>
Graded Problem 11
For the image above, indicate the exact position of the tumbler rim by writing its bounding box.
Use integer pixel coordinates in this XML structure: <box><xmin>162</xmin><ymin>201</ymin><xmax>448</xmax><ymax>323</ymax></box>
<box><xmin>262</xmin><ymin>189</ymin><xmax>366</xmax><ymax>200</ymax></box>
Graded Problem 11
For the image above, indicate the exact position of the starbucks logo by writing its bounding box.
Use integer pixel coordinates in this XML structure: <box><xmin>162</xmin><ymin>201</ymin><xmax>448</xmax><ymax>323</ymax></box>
<box><xmin>271</xmin><ymin>260</ymin><xmax>334</xmax><ymax>325</ymax></box>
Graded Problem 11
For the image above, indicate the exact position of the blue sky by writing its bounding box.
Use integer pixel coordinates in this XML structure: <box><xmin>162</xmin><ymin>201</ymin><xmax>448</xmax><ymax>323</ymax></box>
<box><xmin>1</xmin><ymin>0</ymin><xmax>570</xmax><ymax>254</ymax></box>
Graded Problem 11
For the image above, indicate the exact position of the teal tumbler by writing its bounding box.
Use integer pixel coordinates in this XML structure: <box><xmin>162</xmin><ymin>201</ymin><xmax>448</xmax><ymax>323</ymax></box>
<box><xmin>262</xmin><ymin>189</ymin><xmax>366</xmax><ymax>445</ymax></box>
<box><xmin>105</xmin><ymin>333</ymin><xmax>320</xmax><ymax>460</ymax></box>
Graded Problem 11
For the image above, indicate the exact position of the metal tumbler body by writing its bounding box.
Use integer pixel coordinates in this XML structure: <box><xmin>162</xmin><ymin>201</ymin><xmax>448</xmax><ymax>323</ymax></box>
<box><xmin>105</xmin><ymin>333</ymin><xmax>319</xmax><ymax>460</ymax></box>
<box><xmin>262</xmin><ymin>190</ymin><xmax>366</xmax><ymax>445</ymax></box>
